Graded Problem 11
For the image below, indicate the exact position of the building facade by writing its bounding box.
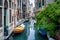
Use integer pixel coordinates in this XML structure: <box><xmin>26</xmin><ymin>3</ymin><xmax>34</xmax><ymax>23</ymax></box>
<box><xmin>0</xmin><ymin>0</ymin><xmax>4</xmax><ymax>40</ymax></box>
<box><xmin>34</xmin><ymin>0</ymin><xmax>54</xmax><ymax>12</ymax></box>
<box><xmin>17</xmin><ymin>0</ymin><xmax>22</xmax><ymax>20</ymax></box>
<box><xmin>0</xmin><ymin>0</ymin><xmax>31</xmax><ymax>40</ymax></box>
<box><xmin>0</xmin><ymin>0</ymin><xmax>18</xmax><ymax>39</ymax></box>
<box><xmin>17</xmin><ymin>0</ymin><xmax>30</xmax><ymax>19</ymax></box>
<box><xmin>4</xmin><ymin>0</ymin><xmax>18</xmax><ymax>39</ymax></box>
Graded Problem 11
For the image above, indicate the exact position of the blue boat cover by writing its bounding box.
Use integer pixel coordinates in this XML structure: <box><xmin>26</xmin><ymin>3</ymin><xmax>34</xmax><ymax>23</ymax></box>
<box><xmin>39</xmin><ymin>29</ymin><xmax>47</xmax><ymax>35</ymax></box>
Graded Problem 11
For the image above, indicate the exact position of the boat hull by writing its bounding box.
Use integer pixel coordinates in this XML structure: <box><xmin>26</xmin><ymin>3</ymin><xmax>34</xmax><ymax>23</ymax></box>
<box><xmin>13</xmin><ymin>24</ymin><xmax>25</xmax><ymax>33</ymax></box>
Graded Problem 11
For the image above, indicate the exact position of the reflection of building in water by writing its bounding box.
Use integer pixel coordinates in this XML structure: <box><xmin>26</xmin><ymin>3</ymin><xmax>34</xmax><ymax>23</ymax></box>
<box><xmin>27</xmin><ymin>19</ymin><xmax>35</xmax><ymax>40</ymax></box>
<box><xmin>27</xmin><ymin>26</ymin><xmax>35</xmax><ymax>40</ymax></box>
<box><xmin>26</xmin><ymin>22</ymin><xmax>30</xmax><ymax>36</ymax></box>
<box><xmin>30</xmin><ymin>19</ymin><xmax>35</xmax><ymax>29</ymax></box>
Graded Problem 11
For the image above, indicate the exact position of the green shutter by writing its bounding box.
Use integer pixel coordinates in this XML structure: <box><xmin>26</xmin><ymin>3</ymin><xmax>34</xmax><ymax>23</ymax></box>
<box><xmin>4</xmin><ymin>9</ymin><xmax>8</xmax><ymax>28</ymax></box>
<box><xmin>42</xmin><ymin>0</ymin><xmax>44</xmax><ymax>5</ymax></box>
<box><xmin>4</xmin><ymin>9</ymin><xmax>6</xmax><ymax>27</ymax></box>
<box><xmin>4</xmin><ymin>9</ymin><xmax>6</xmax><ymax>16</ymax></box>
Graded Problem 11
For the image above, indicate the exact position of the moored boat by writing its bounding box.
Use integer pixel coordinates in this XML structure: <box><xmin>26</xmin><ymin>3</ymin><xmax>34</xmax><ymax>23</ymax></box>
<box><xmin>13</xmin><ymin>24</ymin><xmax>25</xmax><ymax>33</ymax></box>
<box><xmin>39</xmin><ymin>29</ymin><xmax>47</xmax><ymax>36</ymax></box>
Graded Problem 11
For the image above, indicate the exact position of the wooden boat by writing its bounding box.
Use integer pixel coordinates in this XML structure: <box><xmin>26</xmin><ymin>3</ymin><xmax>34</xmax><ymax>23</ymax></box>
<box><xmin>13</xmin><ymin>24</ymin><xmax>25</xmax><ymax>33</ymax></box>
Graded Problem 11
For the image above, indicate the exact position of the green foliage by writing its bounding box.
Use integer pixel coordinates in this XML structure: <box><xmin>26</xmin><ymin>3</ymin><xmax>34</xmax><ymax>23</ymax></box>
<box><xmin>35</xmin><ymin>1</ymin><xmax>60</xmax><ymax>37</ymax></box>
<box><xmin>55</xmin><ymin>0</ymin><xmax>60</xmax><ymax>4</ymax></box>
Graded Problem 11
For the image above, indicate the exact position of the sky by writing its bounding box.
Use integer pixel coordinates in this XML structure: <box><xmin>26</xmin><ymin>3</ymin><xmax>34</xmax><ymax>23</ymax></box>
<box><xmin>29</xmin><ymin>0</ymin><xmax>35</xmax><ymax>7</ymax></box>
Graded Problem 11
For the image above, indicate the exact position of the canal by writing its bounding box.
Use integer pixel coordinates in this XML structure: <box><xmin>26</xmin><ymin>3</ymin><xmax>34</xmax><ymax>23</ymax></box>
<box><xmin>6</xmin><ymin>19</ymin><xmax>48</xmax><ymax>40</ymax></box>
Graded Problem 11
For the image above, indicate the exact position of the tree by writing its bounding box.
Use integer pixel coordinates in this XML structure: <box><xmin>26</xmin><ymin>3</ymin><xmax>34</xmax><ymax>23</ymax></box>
<box><xmin>35</xmin><ymin>1</ymin><xmax>60</xmax><ymax>37</ymax></box>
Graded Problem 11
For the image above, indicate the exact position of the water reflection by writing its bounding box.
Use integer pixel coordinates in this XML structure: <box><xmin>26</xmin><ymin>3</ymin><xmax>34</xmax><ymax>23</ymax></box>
<box><xmin>27</xmin><ymin>19</ymin><xmax>35</xmax><ymax>40</ymax></box>
<box><xmin>27</xmin><ymin>28</ymin><xmax>35</xmax><ymax>40</ymax></box>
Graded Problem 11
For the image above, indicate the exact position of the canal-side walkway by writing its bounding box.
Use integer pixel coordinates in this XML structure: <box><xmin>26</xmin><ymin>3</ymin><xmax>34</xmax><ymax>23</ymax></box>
<box><xmin>6</xmin><ymin>20</ymin><xmax>48</xmax><ymax>40</ymax></box>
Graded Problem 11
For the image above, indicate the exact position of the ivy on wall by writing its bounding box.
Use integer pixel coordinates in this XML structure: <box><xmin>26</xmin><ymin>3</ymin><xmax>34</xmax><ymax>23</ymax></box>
<box><xmin>35</xmin><ymin>0</ymin><xmax>60</xmax><ymax>37</ymax></box>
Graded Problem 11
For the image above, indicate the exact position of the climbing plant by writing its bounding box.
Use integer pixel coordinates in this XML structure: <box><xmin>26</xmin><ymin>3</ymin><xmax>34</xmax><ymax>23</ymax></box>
<box><xmin>35</xmin><ymin>1</ymin><xmax>60</xmax><ymax>37</ymax></box>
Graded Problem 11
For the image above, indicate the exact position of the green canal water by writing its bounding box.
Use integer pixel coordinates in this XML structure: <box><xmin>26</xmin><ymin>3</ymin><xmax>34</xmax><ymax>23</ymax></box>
<box><xmin>7</xmin><ymin>20</ymin><xmax>48</xmax><ymax>40</ymax></box>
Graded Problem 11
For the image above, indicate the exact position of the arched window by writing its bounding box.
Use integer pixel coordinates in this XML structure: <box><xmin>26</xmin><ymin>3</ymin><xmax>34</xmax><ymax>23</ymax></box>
<box><xmin>4</xmin><ymin>0</ymin><xmax>8</xmax><ymax>9</ymax></box>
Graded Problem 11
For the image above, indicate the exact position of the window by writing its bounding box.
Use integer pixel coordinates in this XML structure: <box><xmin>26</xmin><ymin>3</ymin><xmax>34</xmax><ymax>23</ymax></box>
<box><xmin>17</xmin><ymin>0</ymin><xmax>19</xmax><ymax>6</ymax></box>
<box><xmin>9</xmin><ymin>10</ymin><xmax>12</xmax><ymax>23</ymax></box>
<box><xmin>12</xmin><ymin>16</ymin><xmax>13</xmax><ymax>22</ymax></box>
<box><xmin>0</xmin><ymin>0</ymin><xmax>2</xmax><ymax>6</ymax></box>
<box><xmin>12</xmin><ymin>2</ymin><xmax>14</xmax><ymax>9</ymax></box>
<box><xmin>0</xmin><ymin>7</ymin><xmax>2</xmax><ymax>27</ymax></box>
<box><xmin>17</xmin><ymin>10</ymin><xmax>19</xmax><ymax>21</ymax></box>
<box><xmin>39</xmin><ymin>2</ymin><xmax>41</xmax><ymax>7</ymax></box>
<box><xmin>37</xmin><ymin>1</ymin><xmax>41</xmax><ymax>8</ymax></box>
<box><xmin>9</xmin><ymin>0</ymin><xmax>11</xmax><ymax>8</ymax></box>
<box><xmin>14</xmin><ymin>4</ymin><xmax>16</xmax><ymax>9</ymax></box>
<box><xmin>4</xmin><ymin>0</ymin><xmax>8</xmax><ymax>9</ymax></box>
<box><xmin>20</xmin><ymin>0</ymin><xmax>21</xmax><ymax>7</ymax></box>
<box><xmin>37</xmin><ymin>0</ymin><xmax>41</xmax><ymax>8</ymax></box>
<box><xmin>42</xmin><ymin>0</ymin><xmax>44</xmax><ymax>5</ymax></box>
